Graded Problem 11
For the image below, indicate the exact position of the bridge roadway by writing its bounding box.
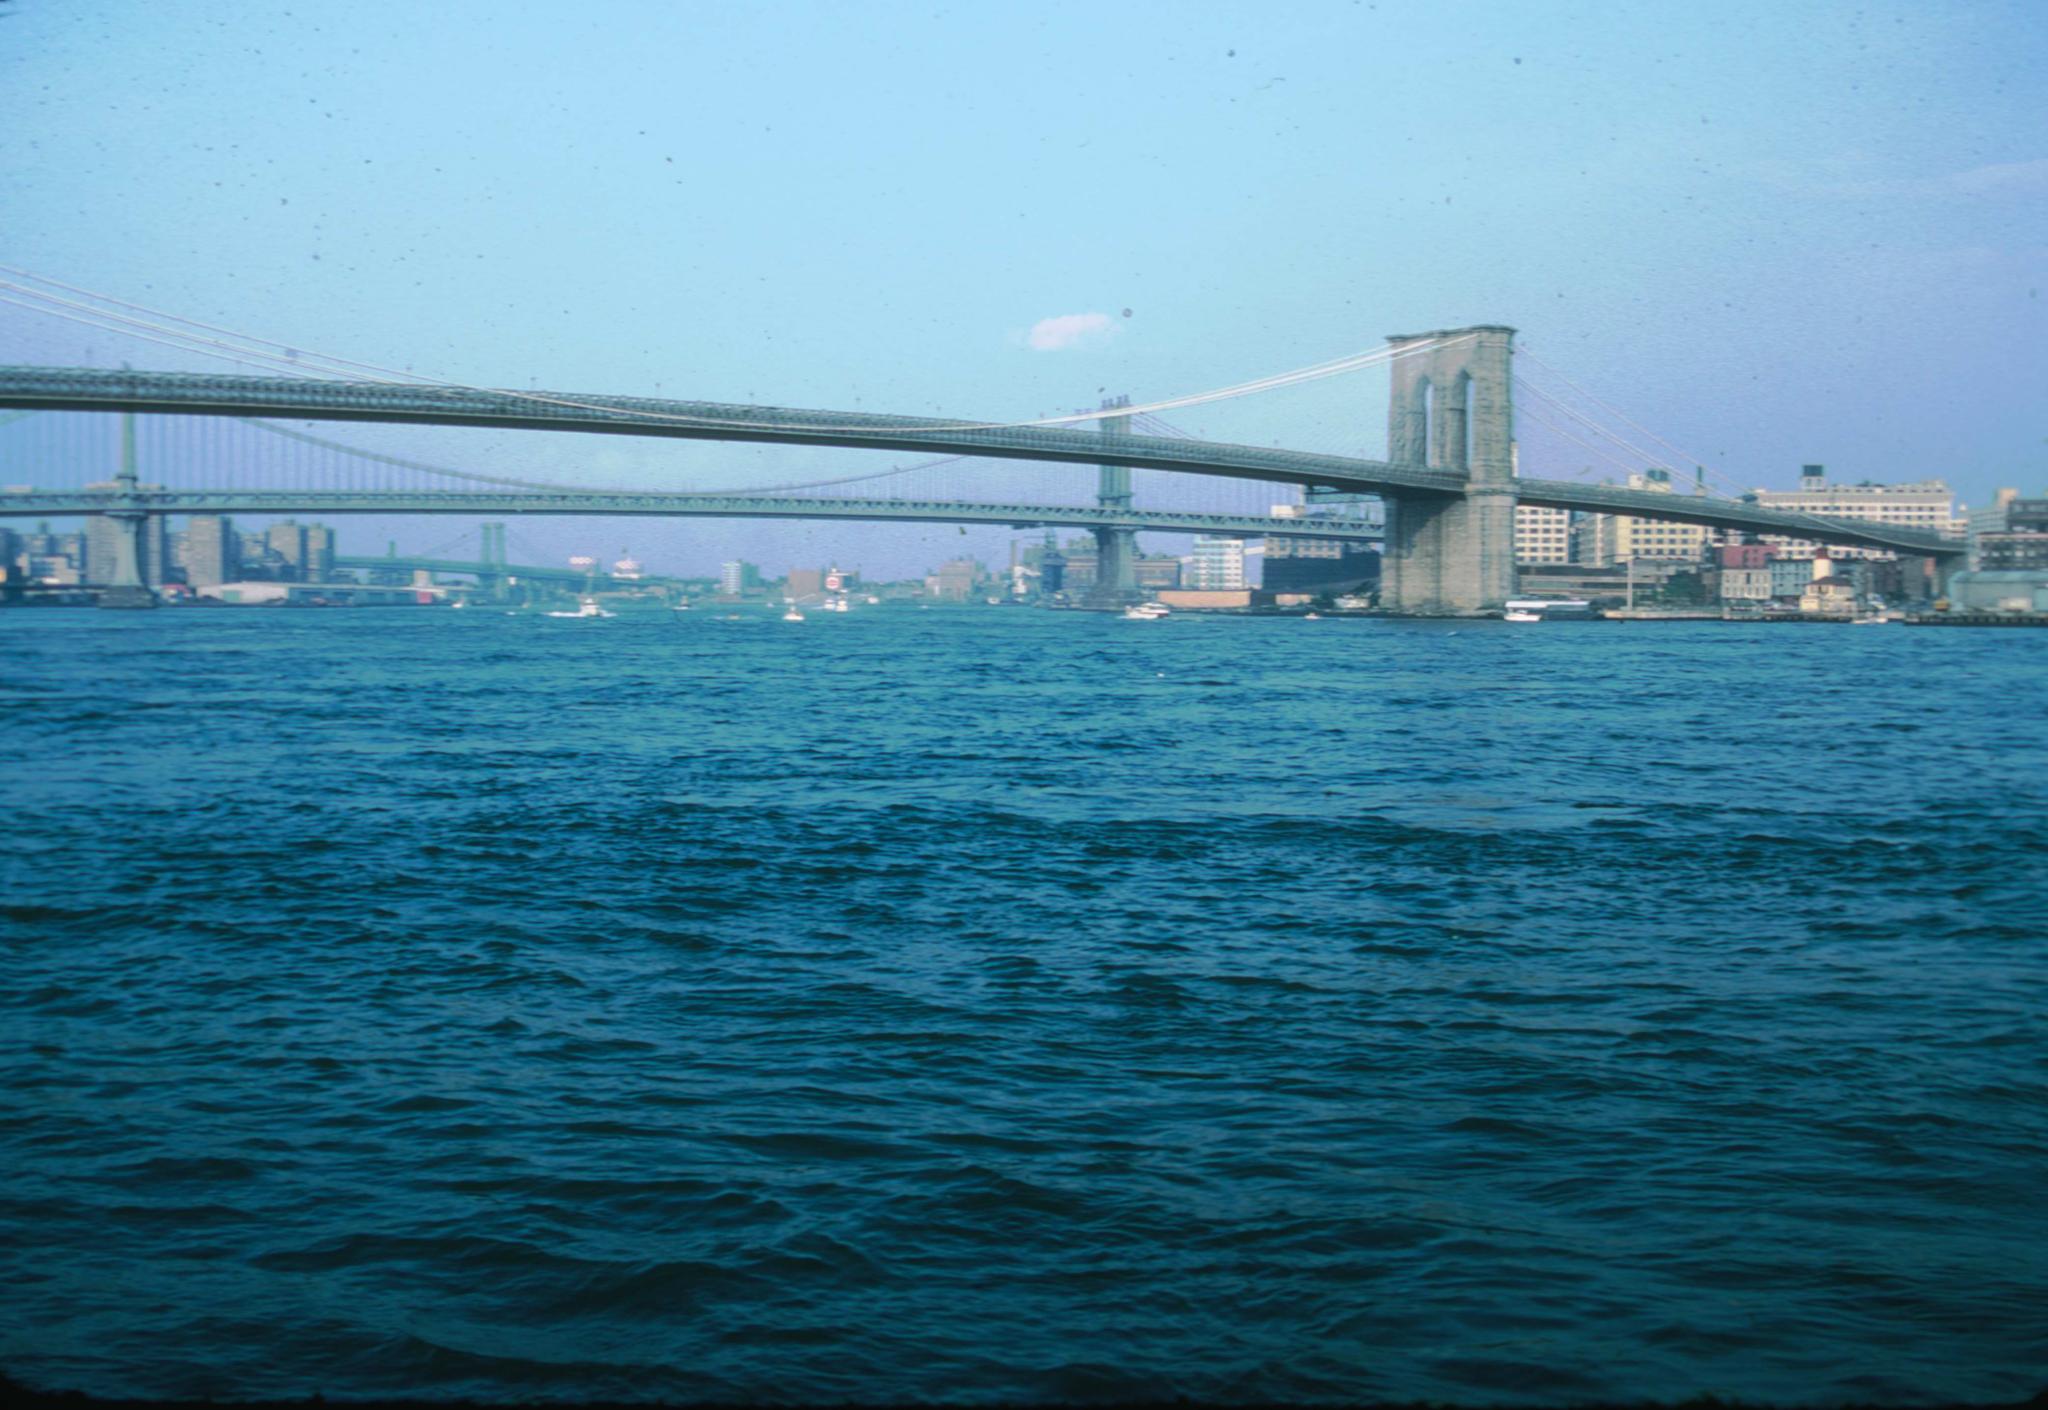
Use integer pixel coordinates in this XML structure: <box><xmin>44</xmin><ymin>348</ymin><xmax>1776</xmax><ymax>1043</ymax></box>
<box><xmin>335</xmin><ymin>555</ymin><xmax>649</xmax><ymax>586</ymax></box>
<box><xmin>0</xmin><ymin>489</ymin><xmax>1382</xmax><ymax>541</ymax></box>
<box><xmin>0</xmin><ymin>367</ymin><xmax>1963</xmax><ymax>558</ymax></box>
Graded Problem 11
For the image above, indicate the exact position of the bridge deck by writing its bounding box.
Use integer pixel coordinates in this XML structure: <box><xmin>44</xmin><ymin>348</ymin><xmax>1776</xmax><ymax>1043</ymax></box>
<box><xmin>0</xmin><ymin>490</ymin><xmax>1381</xmax><ymax>540</ymax></box>
<box><xmin>0</xmin><ymin>368</ymin><xmax>1961</xmax><ymax>557</ymax></box>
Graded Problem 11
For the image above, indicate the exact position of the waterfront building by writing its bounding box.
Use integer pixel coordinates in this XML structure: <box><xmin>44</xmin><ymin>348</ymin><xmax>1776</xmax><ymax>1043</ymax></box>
<box><xmin>928</xmin><ymin>558</ymin><xmax>979</xmax><ymax>601</ymax></box>
<box><xmin>1516</xmin><ymin>563</ymin><xmax>1630</xmax><ymax>603</ymax></box>
<box><xmin>1185</xmin><ymin>536</ymin><xmax>1247</xmax><ymax>590</ymax></box>
<box><xmin>1798</xmin><ymin>555</ymin><xmax>1859</xmax><ymax>615</ymax></box>
<box><xmin>1769</xmin><ymin>556</ymin><xmax>1812</xmax><ymax>600</ymax></box>
<box><xmin>1569</xmin><ymin>510</ymin><xmax>1615</xmax><ymax>568</ymax></box>
<box><xmin>1263</xmin><ymin>542</ymin><xmax>1378</xmax><ymax>593</ymax></box>
<box><xmin>1514</xmin><ymin>504</ymin><xmax>1573</xmax><ymax>564</ymax></box>
<box><xmin>719</xmin><ymin>560</ymin><xmax>760</xmax><ymax>595</ymax></box>
<box><xmin>1979</xmin><ymin>532</ymin><xmax>2048</xmax><ymax>572</ymax></box>
<box><xmin>235</xmin><ymin>532</ymin><xmax>293</xmax><ymax>581</ymax></box>
<box><xmin>1618</xmin><ymin>468</ymin><xmax>1717</xmax><ymax>567</ymax></box>
<box><xmin>304</xmin><ymin>525</ymin><xmax>335</xmax><ymax>582</ymax></box>
<box><xmin>1570</xmin><ymin>470</ymin><xmax>1716</xmax><ymax>568</ymax></box>
<box><xmin>28</xmin><ymin>555</ymin><xmax>83</xmax><ymax>584</ymax></box>
<box><xmin>786</xmin><ymin>567</ymin><xmax>824</xmax><ymax>600</ymax></box>
<box><xmin>1038</xmin><ymin>545</ymin><xmax>1067</xmax><ymax>594</ymax></box>
<box><xmin>1966</xmin><ymin>488</ymin><xmax>2022</xmax><ymax>566</ymax></box>
<box><xmin>1057</xmin><ymin>536</ymin><xmax>1099</xmax><ymax>590</ymax></box>
<box><xmin>267</xmin><ymin>521</ymin><xmax>308</xmax><ymax>580</ymax></box>
<box><xmin>1133</xmin><ymin>555</ymin><xmax>1182</xmax><ymax>591</ymax></box>
<box><xmin>1720</xmin><ymin>566</ymin><xmax>1773</xmax><ymax>604</ymax></box>
<box><xmin>1752</xmin><ymin>465</ymin><xmax>1959</xmax><ymax>561</ymax></box>
<box><xmin>1264</xmin><ymin>501</ymin><xmax>1383</xmax><ymax>588</ymax></box>
<box><xmin>1965</xmin><ymin>490</ymin><xmax>2048</xmax><ymax>571</ymax></box>
<box><xmin>180</xmin><ymin>515</ymin><xmax>238</xmax><ymax>588</ymax></box>
<box><xmin>1945</xmin><ymin>570</ymin><xmax>2048</xmax><ymax>614</ymax></box>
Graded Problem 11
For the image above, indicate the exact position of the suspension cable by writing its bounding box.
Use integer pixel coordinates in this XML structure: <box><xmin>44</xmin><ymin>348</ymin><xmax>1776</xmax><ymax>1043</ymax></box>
<box><xmin>2</xmin><ymin>266</ymin><xmax>1468</xmax><ymax>437</ymax></box>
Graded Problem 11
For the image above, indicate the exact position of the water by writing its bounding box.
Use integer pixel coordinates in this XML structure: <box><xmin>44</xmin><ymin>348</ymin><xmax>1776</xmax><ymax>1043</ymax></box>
<box><xmin>3</xmin><ymin>606</ymin><xmax>2045</xmax><ymax>1405</ymax></box>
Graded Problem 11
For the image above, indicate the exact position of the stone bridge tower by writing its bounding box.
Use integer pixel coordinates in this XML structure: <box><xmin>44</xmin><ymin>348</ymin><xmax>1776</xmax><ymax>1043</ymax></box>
<box><xmin>1378</xmin><ymin>325</ymin><xmax>1517</xmax><ymax>614</ymax></box>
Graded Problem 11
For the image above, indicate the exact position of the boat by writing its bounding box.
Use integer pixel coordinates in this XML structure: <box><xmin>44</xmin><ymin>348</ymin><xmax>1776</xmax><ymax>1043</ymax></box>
<box><xmin>671</xmin><ymin>600</ymin><xmax>690</xmax><ymax>612</ymax></box>
<box><xmin>782</xmin><ymin>606</ymin><xmax>805</xmax><ymax>621</ymax></box>
<box><xmin>1122</xmin><ymin>601</ymin><xmax>1170</xmax><ymax>620</ymax></box>
<box><xmin>1304</xmin><ymin>611</ymin><xmax>1322</xmax><ymax>620</ymax></box>
<box><xmin>1503</xmin><ymin>597</ymin><xmax>1594</xmax><ymax>622</ymax></box>
<box><xmin>546</xmin><ymin>596</ymin><xmax>614</xmax><ymax>619</ymax></box>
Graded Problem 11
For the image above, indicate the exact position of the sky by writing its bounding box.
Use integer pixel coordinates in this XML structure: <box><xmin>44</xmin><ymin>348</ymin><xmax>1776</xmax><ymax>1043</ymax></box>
<box><xmin>1</xmin><ymin>0</ymin><xmax>2043</xmax><ymax>579</ymax></box>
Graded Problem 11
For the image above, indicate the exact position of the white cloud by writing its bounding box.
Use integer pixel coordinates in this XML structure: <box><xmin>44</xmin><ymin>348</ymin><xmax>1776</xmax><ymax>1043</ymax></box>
<box><xmin>1026</xmin><ymin>311</ymin><xmax>1118</xmax><ymax>352</ymax></box>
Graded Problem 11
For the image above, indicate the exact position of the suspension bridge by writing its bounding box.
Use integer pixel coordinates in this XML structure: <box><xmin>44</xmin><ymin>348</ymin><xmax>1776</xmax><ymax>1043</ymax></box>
<box><xmin>0</xmin><ymin>269</ymin><xmax>1966</xmax><ymax>613</ymax></box>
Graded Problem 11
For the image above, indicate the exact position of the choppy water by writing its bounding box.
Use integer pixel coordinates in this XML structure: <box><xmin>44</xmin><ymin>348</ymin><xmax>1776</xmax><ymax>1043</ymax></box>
<box><xmin>2</xmin><ymin>606</ymin><xmax>2045</xmax><ymax>1405</ymax></box>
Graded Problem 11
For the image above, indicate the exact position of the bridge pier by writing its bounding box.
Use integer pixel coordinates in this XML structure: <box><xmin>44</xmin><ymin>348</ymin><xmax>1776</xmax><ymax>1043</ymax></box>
<box><xmin>96</xmin><ymin>512</ymin><xmax>157</xmax><ymax>609</ymax></box>
<box><xmin>1380</xmin><ymin>489</ymin><xmax>1516</xmax><ymax>615</ymax></box>
<box><xmin>1376</xmin><ymin>326</ymin><xmax>1518</xmax><ymax>615</ymax></box>
<box><xmin>1082</xmin><ymin>395</ymin><xmax>1146</xmax><ymax>610</ymax></box>
<box><xmin>1084</xmin><ymin>525</ymin><xmax>1140</xmax><ymax>608</ymax></box>
<box><xmin>97</xmin><ymin>415</ymin><xmax>157</xmax><ymax>609</ymax></box>
<box><xmin>478</xmin><ymin>521</ymin><xmax>508</xmax><ymax>599</ymax></box>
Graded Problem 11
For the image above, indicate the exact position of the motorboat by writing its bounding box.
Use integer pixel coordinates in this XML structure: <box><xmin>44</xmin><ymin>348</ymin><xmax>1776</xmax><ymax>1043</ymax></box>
<box><xmin>1503</xmin><ymin>597</ymin><xmax>1594</xmax><ymax>622</ymax></box>
<box><xmin>546</xmin><ymin>596</ymin><xmax>614</xmax><ymax>619</ymax></box>
<box><xmin>1122</xmin><ymin>601</ymin><xmax>1170</xmax><ymax>620</ymax></box>
<box><xmin>782</xmin><ymin>606</ymin><xmax>805</xmax><ymax>622</ymax></box>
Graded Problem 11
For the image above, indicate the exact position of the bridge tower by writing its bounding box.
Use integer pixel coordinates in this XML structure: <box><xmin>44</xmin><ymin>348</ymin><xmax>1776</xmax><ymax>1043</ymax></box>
<box><xmin>479</xmin><ymin>521</ymin><xmax>508</xmax><ymax>599</ymax></box>
<box><xmin>1083</xmin><ymin>394</ymin><xmax>1143</xmax><ymax>609</ymax></box>
<box><xmin>1378</xmin><ymin>325</ymin><xmax>1517</xmax><ymax>614</ymax></box>
<box><xmin>97</xmin><ymin>412</ymin><xmax>158</xmax><ymax>609</ymax></box>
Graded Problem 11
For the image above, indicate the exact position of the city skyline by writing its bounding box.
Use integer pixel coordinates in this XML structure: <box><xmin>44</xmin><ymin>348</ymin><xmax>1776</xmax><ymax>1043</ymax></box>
<box><xmin>1</xmin><ymin>0</ymin><xmax>2041</xmax><ymax>578</ymax></box>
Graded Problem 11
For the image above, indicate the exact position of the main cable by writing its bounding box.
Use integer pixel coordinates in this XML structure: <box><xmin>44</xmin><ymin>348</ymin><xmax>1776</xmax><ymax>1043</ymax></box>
<box><xmin>2</xmin><ymin>266</ymin><xmax>1466</xmax><ymax>438</ymax></box>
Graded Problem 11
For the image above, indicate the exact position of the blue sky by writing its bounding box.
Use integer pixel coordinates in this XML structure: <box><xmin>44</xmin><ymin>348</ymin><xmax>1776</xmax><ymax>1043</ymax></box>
<box><xmin>2</xmin><ymin>0</ymin><xmax>2042</xmax><ymax>577</ymax></box>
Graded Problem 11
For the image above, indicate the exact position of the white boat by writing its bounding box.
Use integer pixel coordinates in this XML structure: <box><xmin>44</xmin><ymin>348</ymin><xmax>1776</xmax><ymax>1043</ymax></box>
<box><xmin>546</xmin><ymin>596</ymin><xmax>614</xmax><ymax>619</ymax></box>
<box><xmin>782</xmin><ymin>607</ymin><xmax>805</xmax><ymax>622</ymax></box>
<box><xmin>1303</xmin><ymin>611</ymin><xmax>1322</xmax><ymax>620</ymax></box>
<box><xmin>1122</xmin><ymin>601</ymin><xmax>1170</xmax><ymax>620</ymax></box>
<box><xmin>671</xmin><ymin>601</ymin><xmax>690</xmax><ymax>612</ymax></box>
<box><xmin>1503</xmin><ymin>597</ymin><xmax>1593</xmax><ymax>622</ymax></box>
